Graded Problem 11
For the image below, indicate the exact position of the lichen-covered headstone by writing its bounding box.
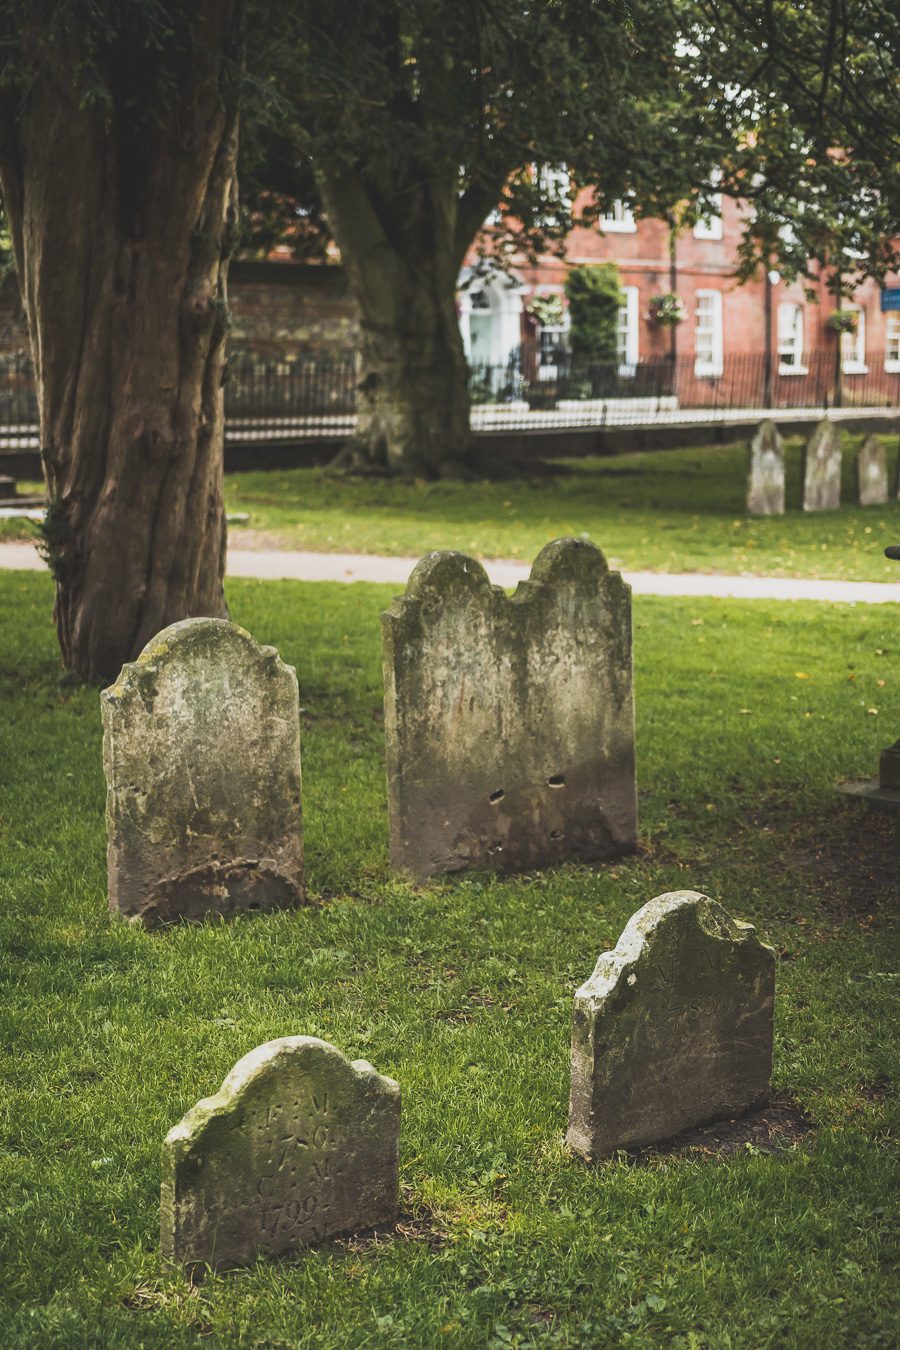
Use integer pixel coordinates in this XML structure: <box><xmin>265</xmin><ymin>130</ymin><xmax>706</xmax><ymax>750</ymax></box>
<box><xmin>102</xmin><ymin>618</ymin><xmax>304</xmax><ymax>925</ymax></box>
<box><xmin>382</xmin><ymin>538</ymin><xmax>636</xmax><ymax>879</ymax></box>
<box><xmin>746</xmin><ymin>419</ymin><xmax>785</xmax><ymax>515</ymax></box>
<box><xmin>802</xmin><ymin>418</ymin><xmax>842</xmax><ymax>511</ymax></box>
<box><xmin>161</xmin><ymin>1037</ymin><xmax>400</xmax><ymax>1271</ymax></box>
<box><xmin>856</xmin><ymin>435</ymin><xmax>889</xmax><ymax>506</ymax></box>
<box><xmin>567</xmin><ymin>891</ymin><xmax>775</xmax><ymax>1157</ymax></box>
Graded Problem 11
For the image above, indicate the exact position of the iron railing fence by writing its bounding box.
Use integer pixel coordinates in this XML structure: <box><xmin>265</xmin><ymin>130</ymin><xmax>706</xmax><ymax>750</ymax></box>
<box><xmin>0</xmin><ymin>344</ymin><xmax>896</xmax><ymax>449</ymax></box>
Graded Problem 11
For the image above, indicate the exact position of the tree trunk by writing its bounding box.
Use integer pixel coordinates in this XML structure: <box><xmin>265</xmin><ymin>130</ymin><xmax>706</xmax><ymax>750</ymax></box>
<box><xmin>0</xmin><ymin>6</ymin><xmax>240</xmax><ymax>683</ymax></box>
<box><xmin>318</xmin><ymin>168</ymin><xmax>474</xmax><ymax>478</ymax></box>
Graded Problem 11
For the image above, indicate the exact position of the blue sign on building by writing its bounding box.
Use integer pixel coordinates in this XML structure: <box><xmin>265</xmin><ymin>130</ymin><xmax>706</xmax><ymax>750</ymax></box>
<box><xmin>881</xmin><ymin>288</ymin><xmax>900</xmax><ymax>311</ymax></box>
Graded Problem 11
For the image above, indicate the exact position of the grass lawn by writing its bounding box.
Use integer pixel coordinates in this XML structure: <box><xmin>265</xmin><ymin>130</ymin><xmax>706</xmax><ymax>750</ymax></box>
<box><xmin>220</xmin><ymin>434</ymin><xmax>899</xmax><ymax>582</ymax></box>
<box><xmin>4</xmin><ymin>436</ymin><xmax>899</xmax><ymax>583</ymax></box>
<box><xmin>1</xmin><ymin>569</ymin><xmax>898</xmax><ymax>1347</ymax></box>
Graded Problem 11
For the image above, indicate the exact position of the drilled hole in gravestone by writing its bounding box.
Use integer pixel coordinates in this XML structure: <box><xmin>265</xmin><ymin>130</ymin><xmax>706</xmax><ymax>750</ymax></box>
<box><xmin>550</xmin><ymin>829</ymin><xmax>564</xmax><ymax>840</ymax></box>
<box><xmin>489</xmin><ymin>788</ymin><xmax>505</xmax><ymax>804</ymax></box>
<box><xmin>548</xmin><ymin>774</ymin><xmax>565</xmax><ymax>788</ymax></box>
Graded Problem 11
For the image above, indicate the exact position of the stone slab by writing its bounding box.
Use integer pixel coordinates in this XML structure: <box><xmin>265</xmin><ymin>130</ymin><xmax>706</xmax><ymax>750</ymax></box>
<box><xmin>161</xmin><ymin>1037</ymin><xmax>400</xmax><ymax>1271</ymax></box>
<box><xmin>837</xmin><ymin>778</ymin><xmax>900</xmax><ymax>812</ymax></box>
<box><xmin>102</xmin><ymin>618</ymin><xmax>304</xmax><ymax>925</ymax></box>
<box><xmin>567</xmin><ymin>891</ymin><xmax>775</xmax><ymax>1157</ymax></box>
<box><xmin>381</xmin><ymin>538</ymin><xmax>637</xmax><ymax>879</ymax></box>
<box><xmin>856</xmin><ymin>435</ymin><xmax>889</xmax><ymax>506</ymax></box>
<box><xmin>746</xmin><ymin>419</ymin><xmax>785</xmax><ymax>515</ymax></box>
<box><xmin>802</xmin><ymin>418</ymin><xmax>842</xmax><ymax>512</ymax></box>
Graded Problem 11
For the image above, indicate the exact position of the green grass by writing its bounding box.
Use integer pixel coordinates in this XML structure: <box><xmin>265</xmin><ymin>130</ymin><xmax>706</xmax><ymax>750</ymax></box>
<box><xmin>5</xmin><ymin>436</ymin><xmax>900</xmax><ymax>581</ymax></box>
<box><xmin>221</xmin><ymin>435</ymin><xmax>900</xmax><ymax>582</ymax></box>
<box><xmin>1</xmin><ymin>570</ymin><xmax>898</xmax><ymax>1348</ymax></box>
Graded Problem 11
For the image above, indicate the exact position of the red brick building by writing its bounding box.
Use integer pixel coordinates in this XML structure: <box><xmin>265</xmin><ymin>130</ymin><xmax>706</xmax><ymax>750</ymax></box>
<box><xmin>459</xmin><ymin>188</ymin><xmax>900</xmax><ymax>396</ymax></box>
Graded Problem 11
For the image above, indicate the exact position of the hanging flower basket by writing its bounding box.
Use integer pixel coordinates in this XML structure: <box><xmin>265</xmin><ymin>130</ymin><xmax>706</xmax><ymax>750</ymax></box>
<box><xmin>647</xmin><ymin>292</ymin><xmax>686</xmax><ymax>327</ymax></box>
<box><xmin>524</xmin><ymin>291</ymin><xmax>566</xmax><ymax>327</ymax></box>
<box><xmin>826</xmin><ymin>309</ymin><xmax>858</xmax><ymax>335</ymax></box>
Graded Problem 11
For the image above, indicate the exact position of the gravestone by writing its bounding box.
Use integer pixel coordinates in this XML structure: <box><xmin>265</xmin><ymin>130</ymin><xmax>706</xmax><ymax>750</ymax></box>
<box><xmin>802</xmin><ymin>418</ymin><xmax>842</xmax><ymax>511</ymax></box>
<box><xmin>567</xmin><ymin>891</ymin><xmax>775</xmax><ymax>1158</ymax></box>
<box><xmin>161</xmin><ymin>1037</ymin><xmax>400</xmax><ymax>1270</ymax></box>
<box><xmin>102</xmin><ymin>618</ymin><xmax>304</xmax><ymax>925</ymax></box>
<box><xmin>746</xmin><ymin>419</ymin><xmax>785</xmax><ymax>515</ymax></box>
<box><xmin>382</xmin><ymin>538</ymin><xmax>636</xmax><ymax>879</ymax></box>
<box><xmin>856</xmin><ymin>436</ymin><xmax>889</xmax><ymax>506</ymax></box>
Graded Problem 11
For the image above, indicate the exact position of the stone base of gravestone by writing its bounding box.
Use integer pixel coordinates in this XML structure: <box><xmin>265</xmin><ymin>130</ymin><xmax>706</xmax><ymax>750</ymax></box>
<box><xmin>102</xmin><ymin>619</ymin><xmax>304</xmax><ymax>926</ymax></box>
<box><xmin>567</xmin><ymin>891</ymin><xmax>775</xmax><ymax>1158</ymax></box>
<box><xmin>162</xmin><ymin>1037</ymin><xmax>400</xmax><ymax>1271</ymax></box>
<box><xmin>802</xmin><ymin>419</ymin><xmax>842</xmax><ymax>511</ymax></box>
<box><xmin>856</xmin><ymin>436</ymin><xmax>889</xmax><ymax>506</ymax></box>
<box><xmin>747</xmin><ymin>419</ymin><xmax>785</xmax><ymax>515</ymax></box>
<box><xmin>838</xmin><ymin>740</ymin><xmax>900</xmax><ymax>813</ymax></box>
<box><xmin>382</xmin><ymin>538</ymin><xmax>637</xmax><ymax>880</ymax></box>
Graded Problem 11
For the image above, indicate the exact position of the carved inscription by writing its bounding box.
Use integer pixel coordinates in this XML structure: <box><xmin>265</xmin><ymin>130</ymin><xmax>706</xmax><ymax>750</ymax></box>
<box><xmin>161</xmin><ymin>1037</ymin><xmax>401</xmax><ymax>1270</ymax></box>
<box><xmin>253</xmin><ymin>1090</ymin><xmax>348</xmax><ymax>1244</ymax></box>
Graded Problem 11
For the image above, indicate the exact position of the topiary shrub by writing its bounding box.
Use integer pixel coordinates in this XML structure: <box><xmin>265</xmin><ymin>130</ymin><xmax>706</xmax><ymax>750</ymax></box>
<box><xmin>564</xmin><ymin>264</ymin><xmax>623</xmax><ymax>364</ymax></box>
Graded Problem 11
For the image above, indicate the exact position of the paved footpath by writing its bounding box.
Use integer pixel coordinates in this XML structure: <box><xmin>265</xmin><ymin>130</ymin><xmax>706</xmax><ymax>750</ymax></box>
<box><xmin>1</xmin><ymin>540</ymin><xmax>898</xmax><ymax>604</ymax></box>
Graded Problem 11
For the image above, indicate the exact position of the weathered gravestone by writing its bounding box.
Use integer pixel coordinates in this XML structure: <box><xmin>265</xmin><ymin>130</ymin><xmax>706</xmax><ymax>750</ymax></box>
<box><xmin>856</xmin><ymin>435</ymin><xmax>889</xmax><ymax>506</ymax></box>
<box><xmin>382</xmin><ymin>538</ymin><xmax>636</xmax><ymax>879</ymax></box>
<box><xmin>567</xmin><ymin>891</ymin><xmax>775</xmax><ymax>1157</ymax></box>
<box><xmin>102</xmin><ymin>618</ymin><xmax>304</xmax><ymax>925</ymax></box>
<box><xmin>746</xmin><ymin>419</ymin><xmax>785</xmax><ymax>515</ymax></box>
<box><xmin>802</xmin><ymin>418</ymin><xmax>842</xmax><ymax>511</ymax></box>
<box><xmin>161</xmin><ymin>1037</ymin><xmax>400</xmax><ymax>1270</ymax></box>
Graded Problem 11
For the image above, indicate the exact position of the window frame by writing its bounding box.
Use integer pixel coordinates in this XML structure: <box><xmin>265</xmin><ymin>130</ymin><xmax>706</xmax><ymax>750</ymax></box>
<box><xmin>885</xmin><ymin>313</ymin><xmax>900</xmax><ymax>373</ymax></box>
<box><xmin>693</xmin><ymin>192</ymin><xmax>724</xmax><ymax>240</ymax></box>
<box><xmin>616</xmin><ymin>286</ymin><xmax>640</xmax><ymax>372</ymax></box>
<box><xmin>694</xmin><ymin>289</ymin><xmax>724</xmax><ymax>376</ymax></box>
<box><xmin>598</xmin><ymin>198</ymin><xmax>637</xmax><ymax>233</ymax></box>
<box><xmin>777</xmin><ymin>301</ymin><xmax>807</xmax><ymax>374</ymax></box>
<box><xmin>841</xmin><ymin>306</ymin><xmax>868</xmax><ymax>374</ymax></box>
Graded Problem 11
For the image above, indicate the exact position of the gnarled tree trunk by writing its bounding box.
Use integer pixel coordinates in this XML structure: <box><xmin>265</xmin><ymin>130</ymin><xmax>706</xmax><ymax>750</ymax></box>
<box><xmin>318</xmin><ymin>167</ymin><xmax>475</xmax><ymax>478</ymax></box>
<box><xmin>0</xmin><ymin>5</ymin><xmax>241</xmax><ymax>683</ymax></box>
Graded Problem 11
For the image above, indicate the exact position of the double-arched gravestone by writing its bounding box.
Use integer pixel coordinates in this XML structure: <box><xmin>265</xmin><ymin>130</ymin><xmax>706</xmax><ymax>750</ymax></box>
<box><xmin>381</xmin><ymin>538</ymin><xmax>637</xmax><ymax>879</ymax></box>
<box><xmin>102</xmin><ymin>618</ymin><xmax>304</xmax><ymax>925</ymax></box>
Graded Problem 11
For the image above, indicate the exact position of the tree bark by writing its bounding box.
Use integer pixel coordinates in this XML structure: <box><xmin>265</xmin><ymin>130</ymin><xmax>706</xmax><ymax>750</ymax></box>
<box><xmin>0</xmin><ymin>6</ymin><xmax>241</xmax><ymax>683</ymax></box>
<box><xmin>318</xmin><ymin>167</ymin><xmax>477</xmax><ymax>478</ymax></box>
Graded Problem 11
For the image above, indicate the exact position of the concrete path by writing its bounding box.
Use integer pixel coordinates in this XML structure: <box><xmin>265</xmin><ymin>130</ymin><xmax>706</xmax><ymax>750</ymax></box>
<box><xmin>2</xmin><ymin>540</ymin><xmax>898</xmax><ymax>603</ymax></box>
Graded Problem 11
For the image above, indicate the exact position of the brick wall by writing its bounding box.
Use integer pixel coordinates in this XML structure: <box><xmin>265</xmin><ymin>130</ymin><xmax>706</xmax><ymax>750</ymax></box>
<box><xmin>0</xmin><ymin>261</ymin><xmax>361</xmax><ymax>357</ymax></box>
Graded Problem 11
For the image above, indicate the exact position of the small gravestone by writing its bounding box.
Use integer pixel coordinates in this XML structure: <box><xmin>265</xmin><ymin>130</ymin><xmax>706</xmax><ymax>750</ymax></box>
<box><xmin>802</xmin><ymin>418</ymin><xmax>842</xmax><ymax>511</ymax></box>
<box><xmin>382</xmin><ymin>538</ymin><xmax>636</xmax><ymax>879</ymax></box>
<box><xmin>856</xmin><ymin>436</ymin><xmax>889</xmax><ymax>506</ymax></box>
<box><xmin>102</xmin><ymin>618</ymin><xmax>304</xmax><ymax>926</ymax></box>
<box><xmin>0</xmin><ymin>475</ymin><xmax>16</xmax><ymax>500</ymax></box>
<box><xmin>746</xmin><ymin>420</ymin><xmax>785</xmax><ymax>515</ymax></box>
<box><xmin>567</xmin><ymin>891</ymin><xmax>775</xmax><ymax>1157</ymax></box>
<box><xmin>161</xmin><ymin>1037</ymin><xmax>400</xmax><ymax>1271</ymax></box>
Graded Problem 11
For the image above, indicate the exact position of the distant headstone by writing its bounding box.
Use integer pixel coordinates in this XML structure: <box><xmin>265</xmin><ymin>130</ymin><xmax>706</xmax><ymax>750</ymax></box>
<box><xmin>856</xmin><ymin>436</ymin><xmax>889</xmax><ymax>506</ymax></box>
<box><xmin>161</xmin><ymin>1037</ymin><xmax>400</xmax><ymax>1271</ymax></box>
<box><xmin>102</xmin><ymin>618</ymin><xmax>304</xmax><ymax>926</ymax></box>
<box><xmin>746</xmin><ymin>420</ymin><xmax>785</xmax><ymax>515</ymax></box>
<box><xmin>382</xmin><ymin>538</ymin><xmax>637</xmax><ymax>879</ymax></box>
<box><xmin>567</xmin><ymin>891</ymin><xmax>775</xmax><ymax>1158</ymax></box>
<box><xmin>802</xmin><ymin>418</ymin><xmax>842</xmax><ymax>511</ymax></box>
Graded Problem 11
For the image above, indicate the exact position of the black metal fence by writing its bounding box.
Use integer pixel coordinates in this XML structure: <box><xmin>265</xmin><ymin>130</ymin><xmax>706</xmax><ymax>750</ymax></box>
<box><xmin>0</xmin><ymin>344</ymin><xmax>896</xmax><ymax>449</ymax></box>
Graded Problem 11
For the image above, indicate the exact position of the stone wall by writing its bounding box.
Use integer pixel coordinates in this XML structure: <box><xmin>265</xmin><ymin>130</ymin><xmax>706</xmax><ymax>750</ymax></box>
<box><xmin>0</xmin><ymin>262</ymin><xmax>361</xmax><ymax>357</ymax></box>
